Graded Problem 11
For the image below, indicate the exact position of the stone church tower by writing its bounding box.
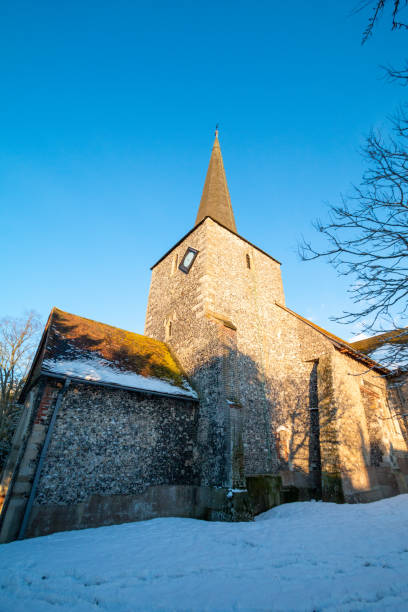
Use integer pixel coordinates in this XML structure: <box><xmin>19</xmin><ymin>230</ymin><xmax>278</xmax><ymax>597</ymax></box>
<box><xmin>145</xmin><ymin>131</ymin><xmax>408</xmax><ymax>504</ymax></box>
<box><xmin>145</xmin><ymin>131</ymin><xmax>286</xmax><ymax>490</ymax></box>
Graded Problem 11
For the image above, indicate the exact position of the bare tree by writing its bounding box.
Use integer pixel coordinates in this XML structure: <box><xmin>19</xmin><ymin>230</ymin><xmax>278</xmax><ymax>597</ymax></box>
<box><xmin>300</xmin><ymin>110</ymin><xmax>408</xmax><ymax>368</ymax></box>
<box><xmin>385</xmin><ymin>61</ymin><xmax>408</xmax><ymax>84</ymax></box>
<box><xmin>0</xmin><ymin>312</ymin><xmax>42</xmax><ymax>470</ymax></box>
<box><xmin>299</xmin><ymin>2</ymin><xmax>408</xmax><ymax>369</ymax></box>
<box><xmin>357</xmin><ymin>0</ymin><xmax>408</xmax><ymax>44</ymax></box>
<box><xmin>358</xmin><ymin>1</ymin><xmax>408</xmax><ymax>84</ymax></box>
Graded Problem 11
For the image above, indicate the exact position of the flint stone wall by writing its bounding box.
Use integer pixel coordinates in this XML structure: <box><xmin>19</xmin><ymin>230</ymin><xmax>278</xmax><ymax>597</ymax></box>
<box><xmin>145</xmin><ymin>219</ymin><xmax>237</xmax><ymax>487</ymax></box>
<box><xmin>1</xmin><ymin>378</ymin><xmax>253</xmax><ymax>541</ymax></box>
<box><xmin>34</xmin><ymin>382</ymin><xmax>200</xmax><ymax>506</ymax></box>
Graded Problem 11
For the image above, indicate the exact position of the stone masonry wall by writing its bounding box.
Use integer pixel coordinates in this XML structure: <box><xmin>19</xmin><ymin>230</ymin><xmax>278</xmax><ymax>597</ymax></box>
<box><xmin>145</xmin><ymin>220</ymin><xmax>235</xmax><ymax>487</ymax></box>
<box><xmin>34</xmin><ymin>382</ymin><xmax>199</xmax><ymax>505</ymax></box>
<box><xmin>145</xmin><ymin>219</ymin><xmax>334</xmax><ymax>491</ymax></box>
<box><xmin>145</xmin><ymin>217</ymin><xmax>408</xmax><ymax>500</ymax></box>
<box><xmin>318</xmin><ymin>350</ymin><xmax>408</xmax><ymax>502</ymax></box>
<box><xmin>387</xmin><ymin>373</ymin><xmax>408</xmax><ymax>448</ymax></box>
<box><xmin>190</xmin><ymin>221</ymin><xmax>337</xmax><ymax>490</ymax></box>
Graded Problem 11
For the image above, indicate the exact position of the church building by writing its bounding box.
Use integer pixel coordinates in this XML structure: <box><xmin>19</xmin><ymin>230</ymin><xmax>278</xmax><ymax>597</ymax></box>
<box><xmin>1</xmin><ymin>132</ymin><xmax>408</xmax><ymax>542</ymax></box>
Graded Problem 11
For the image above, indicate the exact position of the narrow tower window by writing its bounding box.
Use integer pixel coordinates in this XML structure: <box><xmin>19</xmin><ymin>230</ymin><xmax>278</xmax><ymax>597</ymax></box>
<box><xmin>165</xmin><ymin>319</ymin><xmax>172</xmax><ymax>340</ymax></box>
<box><xmin>246</xmin><ymin>254</ymin><xmax>251</xmax><ymax>269</ymax></box>
<box><xmin>171</xmin><ymin>253</ymin><xmax>179</xmax><ymax>275</ymax></box>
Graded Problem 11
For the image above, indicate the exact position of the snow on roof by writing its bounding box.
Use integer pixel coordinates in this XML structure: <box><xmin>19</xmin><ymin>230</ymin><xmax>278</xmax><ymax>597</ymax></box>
<box><xmin>42</xmin><ymin>356</ymin><xmax>197</xmax><ymax>398</ymax></box>
<box><xmin>349</xmin><ymin>329</ymin><xmax>408</xmax><ymax>371</ymax></box>
<box><xmin>350</xmin><ymin>329</ymin><xmax>408</xmax><ymax>354</ymax></box>
<box><xmin>35</xmin><ymin>308</ymin><xmax>197</xmax><ymax>400</ymax></box>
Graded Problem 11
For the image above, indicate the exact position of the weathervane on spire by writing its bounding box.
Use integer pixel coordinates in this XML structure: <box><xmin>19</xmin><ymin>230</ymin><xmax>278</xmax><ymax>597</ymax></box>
<box><xmin>215</xmin><ymin>123</ymin><xmax>219</xmax><ymax>137</ymax></box>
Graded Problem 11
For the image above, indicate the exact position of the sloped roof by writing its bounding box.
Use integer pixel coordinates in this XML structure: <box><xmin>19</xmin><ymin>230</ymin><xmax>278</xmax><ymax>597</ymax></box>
<box><xmin>349</xmin><ymin>329</ymin><xmax>408</xmax><ymax>355</ymax></box>
<box><xmin>195</xmin><ymin>131</ymin><xmax>237</xmax><ymax>233</ymax></box>
<box><xmin>275</xmin><ymin>302</ymin><xmax>390</xmax><ymax>375</ymax></box>
<box><xmin>21</xmin><ymin>308</ymin><xmax>197</xmax><ymax>401</ymax></box>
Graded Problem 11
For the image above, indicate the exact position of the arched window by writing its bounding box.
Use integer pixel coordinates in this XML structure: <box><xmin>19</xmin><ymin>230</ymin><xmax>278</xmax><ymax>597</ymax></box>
<box><xmin>246</xmin><ymin>254</ymin><xmax>251</xmax><ymax>269</ymax></box>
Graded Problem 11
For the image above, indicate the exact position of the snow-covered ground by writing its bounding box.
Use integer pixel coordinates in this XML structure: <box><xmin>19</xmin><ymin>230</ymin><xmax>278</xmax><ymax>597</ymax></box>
<box><xmin>1</xmin><ymin>496</ymin><xmax>408</xmax><ymax>611</ymax></box>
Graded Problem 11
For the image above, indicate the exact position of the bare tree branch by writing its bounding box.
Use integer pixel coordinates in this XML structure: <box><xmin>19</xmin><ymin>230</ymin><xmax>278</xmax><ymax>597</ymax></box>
<box><xmin>0</xmin><ymin>311</ymin><xmax>42</xmax><ymax>471</ymax></box>
<box><xmin>300</xmin><ymin>109</ymin><xmax>408</xmax><ymax>369</ymax></box>
<box><xmin>356</xmin><ymin>0</ymin><xmax>408</xmax><ymax>44</ymax></box>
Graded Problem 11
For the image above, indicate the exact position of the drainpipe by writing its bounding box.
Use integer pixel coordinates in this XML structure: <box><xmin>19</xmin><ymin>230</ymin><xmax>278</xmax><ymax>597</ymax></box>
<box><xmin>18</xmin><ymin>377</ymin><xmax>71</xmax><ymax>540</ymax></box>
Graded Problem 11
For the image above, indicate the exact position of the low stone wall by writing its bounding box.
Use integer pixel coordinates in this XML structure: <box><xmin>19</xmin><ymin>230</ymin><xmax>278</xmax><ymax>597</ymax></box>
<box><xmin>26</xmin><ymin>485</ymin><xmax>253</xmax><ymax>538</ymax></box>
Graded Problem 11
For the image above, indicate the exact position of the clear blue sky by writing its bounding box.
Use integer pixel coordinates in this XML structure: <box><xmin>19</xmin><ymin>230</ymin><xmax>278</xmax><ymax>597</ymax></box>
<box><xmin>1</xmin><ymin>0</ymin><xmax>406</xmax><ymax>339</ymax></box>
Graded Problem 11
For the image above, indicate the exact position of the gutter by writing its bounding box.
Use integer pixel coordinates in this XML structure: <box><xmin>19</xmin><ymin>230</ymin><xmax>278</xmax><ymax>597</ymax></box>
<box><xmin>18</xmin><ymin>377</ymin><xmax>71</xmax><ymax>540</ymax></box>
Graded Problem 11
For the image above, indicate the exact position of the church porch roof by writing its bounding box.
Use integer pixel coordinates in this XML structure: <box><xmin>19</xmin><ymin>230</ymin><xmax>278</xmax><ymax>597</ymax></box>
<box><xmin>20</xmin><ymin>308</ymin><xmax>198</xmax><ymax>402</ymax></box>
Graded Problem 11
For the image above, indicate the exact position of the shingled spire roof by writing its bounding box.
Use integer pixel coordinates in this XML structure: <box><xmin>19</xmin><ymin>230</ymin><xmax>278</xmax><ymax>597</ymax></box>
<box><xmin>195</xmin><ymin>130</ymin><xmax>237</xmax><ymax>233</ymax></box>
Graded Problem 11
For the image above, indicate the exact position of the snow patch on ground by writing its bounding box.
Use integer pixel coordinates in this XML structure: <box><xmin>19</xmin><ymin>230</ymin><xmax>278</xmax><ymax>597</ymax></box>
<box><xmin>1</xmin><ymin>495</ymin><xmax>408</xmax><ymax>611</ymax></box>
<box><xmin>42</xmin><ymin>357</ymin><xmax>198</xmax><ymax>399</ymax></box>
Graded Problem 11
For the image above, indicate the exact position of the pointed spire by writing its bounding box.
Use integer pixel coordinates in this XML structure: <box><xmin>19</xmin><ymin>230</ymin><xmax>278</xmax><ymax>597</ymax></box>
<box><xmin>195</xmin><ymin>128</ymin><xmax>237</xmax><ymax>233</ymax></box>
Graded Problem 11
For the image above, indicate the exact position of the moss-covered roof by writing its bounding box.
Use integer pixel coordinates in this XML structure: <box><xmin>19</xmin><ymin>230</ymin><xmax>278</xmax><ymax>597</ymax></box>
<box><xmin>22</xmin><ymin>308</ymin><xmax>197</xmax><ymax>400</ymax></box>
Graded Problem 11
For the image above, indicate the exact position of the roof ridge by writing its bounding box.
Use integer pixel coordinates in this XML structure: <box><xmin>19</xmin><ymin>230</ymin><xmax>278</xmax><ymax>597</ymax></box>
<box><xmin>51</xmin><ymin>307</ymin><xmax>167</xmax><ymax>346</ymax></box>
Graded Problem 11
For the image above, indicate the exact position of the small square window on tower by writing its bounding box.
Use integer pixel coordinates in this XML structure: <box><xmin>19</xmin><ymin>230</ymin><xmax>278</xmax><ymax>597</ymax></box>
<box><xmin>179</xmin><ymin>247</ymin><xmax>198</xmax><ymax>274</ymax></box>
